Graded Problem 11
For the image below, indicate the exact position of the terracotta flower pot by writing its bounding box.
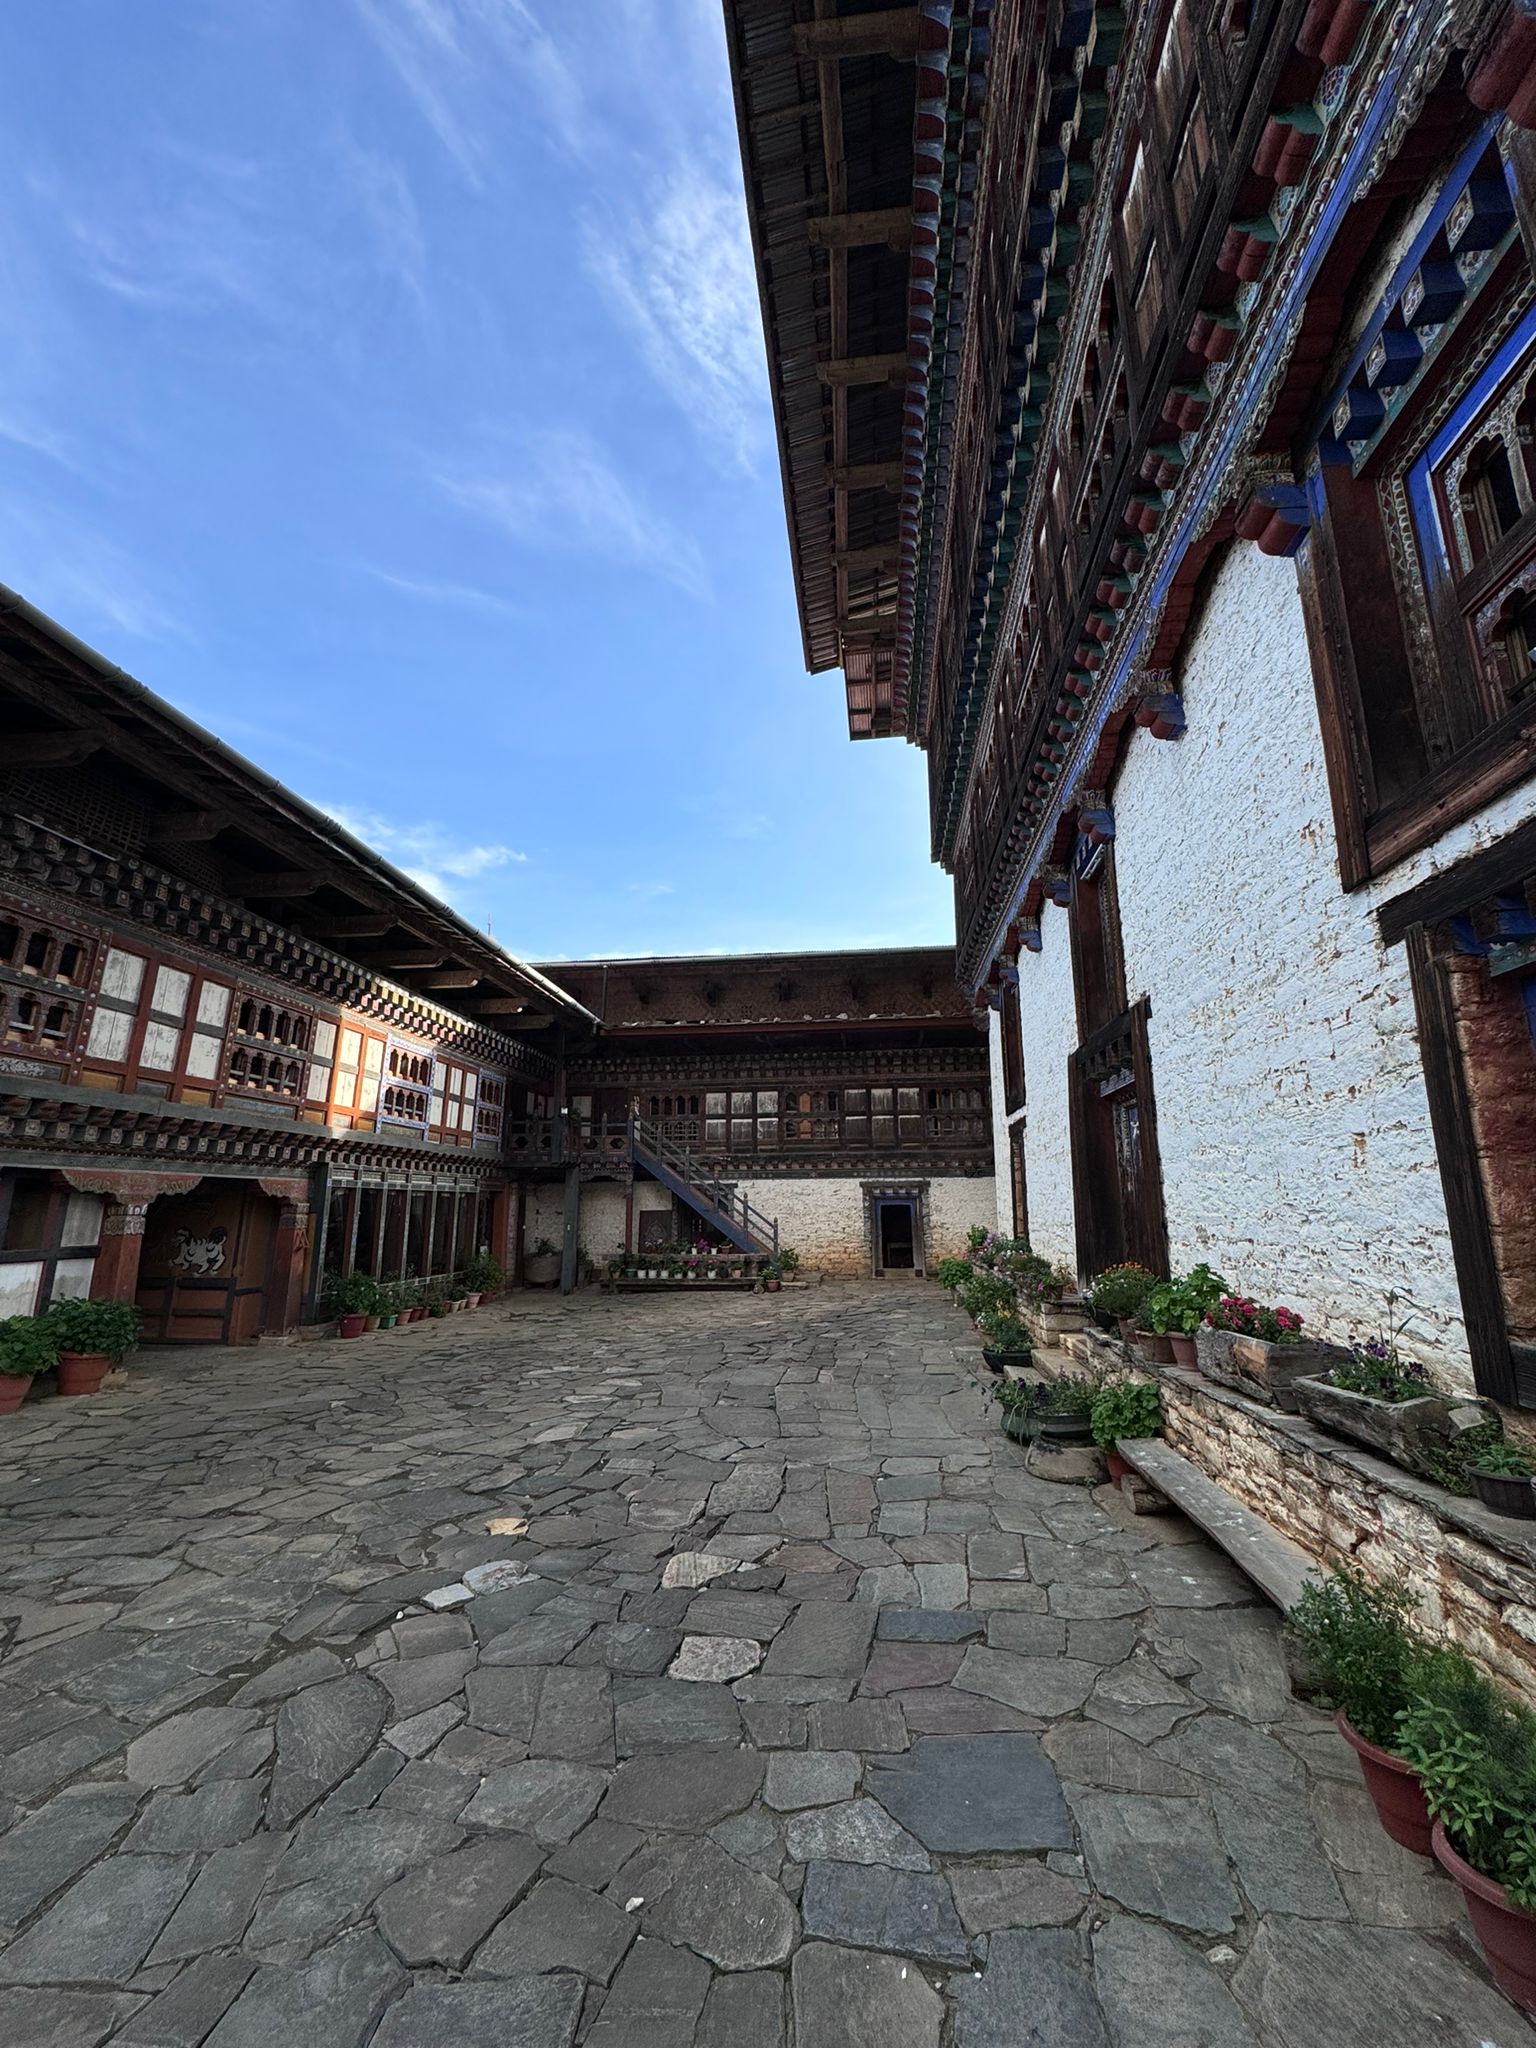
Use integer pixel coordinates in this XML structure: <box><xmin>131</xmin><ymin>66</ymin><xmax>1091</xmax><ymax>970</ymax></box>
<box><xmin>1134</xmin><ymin>1329</ymin><xmax>1175</xmax><ymax>1364</ymax></box>
<box><xmin>56</xmin><ymin>1351</ymin><xmax>110</xmax><ymax>1397</ymax></box>
<box><xmin>0</xmin><ymin>1371</ymin><xmax>34</xmax><ymax>1415</ymax></box>
<box><xmin>363</xmin><ymin>1315</ymin><xmax>380</xmax><ymax>1334</ymax></box>
<box><xmin>1168</xmin><ymin>1332</ymin><xmax>1198</xmax><ymax>1368</ymax></box>
<box><xmin>765</xmin><ymin>1279</ymin><xmax>781</xmax><ymax>1293</ymax></box>
<box><xmin>1469</xmin><ymin>1468</ymin><xmax>1536</xmax><ymax>1519</ymax></box>
<box><xmin>338</xmin><ymin>1314</ymin><xmax>367</xmax><ymax>1339</ymax></box>
<box><xmin>1336</xmin><ymin>1711</ymin><xmax>1433</xmax><ymax>1856</ymax></box>
<box><xmin>1433</xmin><ymin>1821</ymin><xmax>1536</xmax><ymax>2013</ymax></box>
<box><xmin>1105</xmin><ymin>1449</ymin><xmax>1130</xmax><ymax>1483</ymax></box>
<box><xmin>1116</xmin><ymin>1315</ymin><xmax>1137</xmax><ymax>1344</ymax></box>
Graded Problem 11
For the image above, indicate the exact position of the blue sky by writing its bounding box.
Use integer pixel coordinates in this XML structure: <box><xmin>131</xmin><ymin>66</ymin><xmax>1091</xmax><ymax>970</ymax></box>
<box><xmin>0</xmin><ymin>1</ymin><xmax>954</xmax><ymax>960</ymax></box>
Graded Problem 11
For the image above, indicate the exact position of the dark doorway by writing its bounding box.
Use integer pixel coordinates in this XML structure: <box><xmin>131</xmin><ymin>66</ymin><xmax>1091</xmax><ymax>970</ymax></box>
<box><xmin>877</xmin><ymin>1199</ymin><xmax>916</xmax><ymax>1271</ymax></box>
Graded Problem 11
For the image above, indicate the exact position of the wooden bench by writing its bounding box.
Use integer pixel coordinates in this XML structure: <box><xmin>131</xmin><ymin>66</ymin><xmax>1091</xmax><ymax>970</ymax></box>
<box><xmin>1117</xmin><ymin>1436</ymin><xmax>1319</xmax><ymax>1613</ymax></box>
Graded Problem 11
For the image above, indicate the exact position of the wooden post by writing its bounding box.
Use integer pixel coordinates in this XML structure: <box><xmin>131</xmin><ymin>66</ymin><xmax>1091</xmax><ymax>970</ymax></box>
<box><xmin>268</xmin><ymin>1200</ymin><xmax>310</xmax><ymax>1334</ymax></box>
<box><xmin>560</xmin><ymin>1165</ymin><xmax>581</xmax><ymax>1296</ymax></box>
<box><xmin>90</xmin><ymin>1201</ymin><xmax>149</xmax><ymax>1304</ymax></box>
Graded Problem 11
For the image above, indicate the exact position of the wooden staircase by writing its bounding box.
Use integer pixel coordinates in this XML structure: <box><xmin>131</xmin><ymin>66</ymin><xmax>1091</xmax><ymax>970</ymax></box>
<box><xmin>629</xmin><ymin>1116</ymin><xmax>779</xmax><ymax>1256</ymax></box>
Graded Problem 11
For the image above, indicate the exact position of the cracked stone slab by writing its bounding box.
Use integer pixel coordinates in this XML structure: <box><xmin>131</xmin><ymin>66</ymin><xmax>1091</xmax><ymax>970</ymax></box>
<box><xmin>462</xmin><ymin>1559</ymin><xmax>532</xmax><ymax>1594</ymax></box>
<box><xmin>950</xmin><ymin>1927</ymin><xmax>1109</xmax><ymax>2047</ymax></box>
<box><xmin>614</xmin><ymin>1679</ymin><xmax>744</xmax><ymax>1752</ymax></box>
<box><xmin>762</xmin><ymin>1601</ymin><xmax>875</xmax><ymax>1679</ymax></box>
<box><xmin>948</xmin><ymin>1861</ymin><xmax>1087</xmax><ymax>1934</ymax></box>
<box><xmin>1071</xmin><ymin>1789</ymin><xmax>1239</xmax><ymax>1934</ymax></box>
<box><xmin>781</xmin><ymin>1799</ymin><xmax>930</xmax><ymax>1871</ymax></box>
<box><xmin>600</xmin><ymin>1747</ymin><xmax>763</xmax><ymax>1830</ymax></box>
<box><xmin>0</xmin><ymin>1988</ymin><xmax>147</xmax><ymax>2048</ymax></box>
<box><xmin>268</xmin><ymin>1676</ymin><xmax>388</xmax><ymax>1829</ymax></box>
<box><xmin>373</xmin><ymin>1832</ymin><xmax>545</xmax><ymax>1968</ymax></box>
<box><xmin>0</xmin><ymin>1854</ymin><xmax>196</xmax><ymax>1985</ymax></box>
<box><xmin>202</xmin><ymin>1928</ymin><xmax>405</xmax><ymax>2048</ymax></box>
<box><xmin>955</xmin><ymin>1645</ymin><xmax>1098</xmax><ymax>1718</ymax></box>
<box><xmin>876</xmin><ymin>1608</ymin><xmax>983</xmax><ymax>1643</ymax></box>
<box><xmin>1092</xmin><ymin>1915</ymin><xmax>1260</xmax><ymax>2048</ymax></box>
<box><xmin>112</xmin><ymin>1954</ymin><xmax>258</xmax><ymax>2048</ymax></box>
<box><xmin>0</xmin><ymin>1787</ymin><xmax>143</xmax><ymax>1925</ymax></box>
<box><xmin>586</xmin><ymin>1935</ymin><xmax>711</xmax><ymax>2047</ymax></box>
<box><xmin>696</xmin><ymin>1971</ymin><xmax>786</xmax><ymax>2048</ymax></box>
<box><xmin>668</xmin><ymin>1634</ymin><xmax>762</xmax><ymax>1683</ymax></box>
<box><xmin>615</xmin><ymin>1836</ymin><xmax>798</xmax><ymax>1969</ymax></box>
<box><xmin>462</xmin><ymin>1760</ymin><xmax>609</xmax><ymax>1843</ymax></box>
<box><xmin>371</xmin><ymin>1977</ymin><xmax>582</xmax><ymax>2048</ymax></box>
<box><xmin>1043</xmin><ymin>1721</ymin><xmax>1203</xmax><ymax>1798</ymax></box>
<box><xmin>763</xmin><ymin>1748</ymin><xmax>861</xmax><ymax>1810</ymax></box>
<box><xmin>126</xmin><ymin>1709</ymin><xmax>260</xmax><ymax>1788</ymax></box>
<box><xmin>148</xmin><ymin>1835</ymin><xmax>288</xmax><ymax>1965</ymax></box>
<box><xmin>800</xmin><ymin>1861</ymin><xmax>968</xmax><ymax>1965</ymax></box>
<box><xmin>791</xmin><ymin>1941</ymin><xmax>944</xmax><ymax>2048</ymax></box>
<box><xmin>473</xmin><ymin>1872</ymin><xmax>636</xmax><ymax>1982</ymax></box>
<box><xmin>866</xmin><ymin>1735</ymin><xmax>1073</xmax><ymax>1854</ymax></box>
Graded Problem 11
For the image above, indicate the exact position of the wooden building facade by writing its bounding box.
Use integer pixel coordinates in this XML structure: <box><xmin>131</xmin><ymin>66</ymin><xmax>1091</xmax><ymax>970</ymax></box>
<box><xmin>726</xmin><ymin>1</ymin><xmax>1536</xmax><ymax>1406</ymax></box>
<box><xmin>0</xmin><ymin>587</ymin><xmax>593</xmax><ymax>1342</ymax></box>
<box><xmin>538</xmin><ymin>948</ymin><xmax>995</xmax><ymax>1276</ymax></box>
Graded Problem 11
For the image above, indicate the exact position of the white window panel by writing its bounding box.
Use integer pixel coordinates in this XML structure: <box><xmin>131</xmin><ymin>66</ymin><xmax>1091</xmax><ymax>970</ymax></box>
<box><xmin>359</xmin><ymin>1074</ymin><xmax>380</xmax><ymax>1112</ymax></box>
<box><xmin>48</xmin><ymin>1258</ymin><xmax>96</xmax><ymax>1302</ymax></box>
<box><xmin>196</xmin><ymin>981</ymin><xmax>231</xmax><ymax>1028</ymax></box>
<box><xmin>86</xmin><ymin>1007</ymin><xmax>133</xmax><ymax>1061</ymax></box>
<box><xmin>306</xmin><ymin>1064</ymin><xmax>330</xmax><ymax>1102</ymax></box>
<box><xmin>151</xmin><ymin>966</ymin><xmax>191</xmax><ymax>1019</ymax></box>
<box><xmin>140</xmin><ymin>1021</ymin><xmax>181</xmax><ymax>1071</ymax></box>
<box><xmin>334</xmin><ymin>1066</ymin><xmax>357</xmax><ymax>1109</ymax></box>
<box><xmin>61</xmin><ymin>1192</ymin><xmax>103</xmax><ymax>1245</ymax></box>
<box><xmin>463</xmin><ymin>1072</ymin><xmax>478</xmax><ymax>1101</ymax></box>
<box><xmin>313</xmin><ymin>1019</ymin><xmax>337</xmax><ymax>1059</ymax></box>
<box><xmin>0</xmin><ymin>1261</ymin><xmax>42</xmax><ymax>1319</ymax></box>
<box><xmin>99</xmin><ymin>948</ymin><xmax>146</xmax><ymax>1002</ymax></box>
<box><xmin>185</xmin><ymin>1034</ymin><xmax>221</xmax><ymax>1081</ymax></box>
<box><xmin>339</xmin><ymin>1028</ymin><xmax>362</xmax><ymax>1068</ymax></box>
<box><xmin>364</xmin><ymin>1038</ymin><xmax>385</xmax><ymax>1075</ymax></box>
<box><xmin>449</xmin><ymin>1066</ymin><xmax>463</xmax><ymax>1096</ymax></box>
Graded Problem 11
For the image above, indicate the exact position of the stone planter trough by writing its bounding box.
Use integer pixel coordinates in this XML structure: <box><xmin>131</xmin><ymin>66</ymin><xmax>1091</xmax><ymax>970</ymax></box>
<box><xmin>1195</xmin><ymin>1325</ymin><xmax>1336</xmax><ymax>1411</ymax></box>
<box><xmin>1291</xmin><ymin>1374</ymin><xmax>1490</xmax><ymax>1481</ymax></box>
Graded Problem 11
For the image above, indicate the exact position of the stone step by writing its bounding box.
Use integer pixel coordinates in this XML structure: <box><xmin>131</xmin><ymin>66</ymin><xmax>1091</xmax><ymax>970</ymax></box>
<box><xmin>1115</xmin><ymin>1438</ymin><xmax>1319</xmax><ymax>1613</ymax></box>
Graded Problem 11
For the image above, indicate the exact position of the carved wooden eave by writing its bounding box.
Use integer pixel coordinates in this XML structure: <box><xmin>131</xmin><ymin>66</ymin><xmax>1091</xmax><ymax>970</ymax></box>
<box><xmin>723</xmin><ymin>0</ymin><xmax>921</xmax><ymax>739</ymax></box>
<box><xmin>0</xmin><ymin>585</ymin><xmax>597</xmax><ymax>1042</ymax></box>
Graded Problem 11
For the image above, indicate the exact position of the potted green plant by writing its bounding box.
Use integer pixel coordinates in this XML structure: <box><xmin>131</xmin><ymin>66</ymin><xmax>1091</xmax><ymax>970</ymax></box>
<box><xmin>45</xmin><ymin>1297</ymin><xmax>140</xmax><ymax>1395</ymax></box>
<box><xmin>1090</xmin><ymin>1380</ymin><xmax>1164</xmax><ymax>1482</ymax></box>
<box><xmin>991</xmin><ymin>1375</ymin><xmax>1043</xmax><ymax>1443</ymax></box>
<box><xmin>956</xmin><ymin>1270</ymin><xmax>1016</xmax><ymax>1324</ymax></box>
<box><xmin>1085</xmin><ymin>1263</ymin><xmax>1157</xmax><ymax>1342</ymax></box>
<box><xmin>777</xmin><ymin>1246</ymin><xmax>801</xmax><ymax>1281</ymax></box>
<box><xmin>1292</xmin><ymin>1305</ymin><xmax>1490</xmax><ymax>1479</ymax></box>
<box><xmin>422</xmin><ymin>1279</ymin><xmax>447</xmax><ymax>1319</ymax></box>
<box><xmin>1036</xmin><ymin>1374</ymin><xmax>1098</xmax><ymax>1444</ymax></box>
<box><xmin>1286</xmin><ymin>1565</ymin><xmax>1435</xmax><ymax>1855</ymax></box>
<box><xmin>525</xmin><ymin>1239</ymin><xmax>561</xmax><ymax>1287</ymax></box>
<box><xmin>977</xmin><ymin>1306</ymin><xmax>1034</xmax><ymax>1374</ymax></box>
<box><xmin>465</xmin><ymin>1253</ymin><xmax>504</xmax><ymax>1302</ymax></box>
<box><xmin>936</xmin><ymin>1255</ymin><xmax>973</xmax><ymax>1300</ymax></box>
<box><xmin>1144</xmin><ymin>1265</ymin><xmax>1227</xmax><ymax>1367</ymax></box>
<box><xmin>376</xmin><ymin>1281</ymin><xmax>399</xmax><ymax>1331</ymax></box>
<box><xmin>1398</xmin><ymin>1652</ymin><xmax>1536</xmax><ymax>2012</ymax></box>
<box><xmin>0</xmin><ymin>1315</ymin><xmax>59</xmax><ymax>1415</ymax></box>
<box><xmin>763</xmin><ymin>1257</ymin><xmax>783</xmax><ymax>1293</ymax></box>
<box><xmin>1466</xmin><ymin>1439</ymin><xmax>1536</xmax><ymax>1520</ymax></box>
<box><xmin>324</xmin><ymin>1270</ymin><xmax>379</xmax><ymax>1338</ymax></box>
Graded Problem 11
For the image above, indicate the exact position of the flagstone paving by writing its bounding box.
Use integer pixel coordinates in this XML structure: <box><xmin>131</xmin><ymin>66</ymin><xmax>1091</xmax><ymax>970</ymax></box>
<box><xmin>0</xmin><ymin>1282</ymin><xmax>1531</xmax><ymax>2046</ymax></box>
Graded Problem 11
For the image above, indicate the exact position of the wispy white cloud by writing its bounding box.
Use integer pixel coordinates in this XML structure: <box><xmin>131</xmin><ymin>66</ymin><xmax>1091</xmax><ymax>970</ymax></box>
<box><xmin>583</xmin><ymin>160</ymin><xmax>765</xmax><ymax>470</ymax></box>
<box><xmin>321</xmin><ymin>802</ymin><xmax>527</xmax><ymax>903</ymax></box>
<box><xmin>625</xmin><ymin>880</ymin><xmax>675</xmax><ymax>902</ymax></box>
<box><xmin>364</xmin><ymin>565</ymin><xmax>526</xmax><ymax>619</ymax></box>
<box><xmin>351</xmin><ymin>0</ymin><xmax>590</xmax><ymax>181</ymax></box>
<box><xmin>0</xmin><ymin>494</ymin><xmax>186</xmax><ymax>643</ymax></box>
<box><xmin>434</xmin><ymin>427</ymin><xmax>710</xmax><ymax>600</ymax></box>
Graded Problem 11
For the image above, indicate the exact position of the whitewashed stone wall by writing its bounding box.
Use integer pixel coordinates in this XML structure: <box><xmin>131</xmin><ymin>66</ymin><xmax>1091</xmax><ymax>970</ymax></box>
<box><xmin>1012</xmin><ymin>539</ymin><xmax>1536</xmax><ymax>1393</ymax></box>
<box><xmin>730</xmin><ymin>1175</ymin><xmax>997</xmax><ymax>1276</ymax></box>
<box><xmin>1009</xmin><ymin>918</ymin><xmax>1079</xmax><ymax>1275</ymax></box>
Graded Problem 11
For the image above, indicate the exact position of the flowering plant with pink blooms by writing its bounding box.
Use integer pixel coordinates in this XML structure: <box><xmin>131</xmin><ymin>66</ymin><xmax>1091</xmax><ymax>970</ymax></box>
<box><xmin>1205</xmin><ymin>1294</ymin><xmax>1305</xmax><ymax>1345</ymax></box>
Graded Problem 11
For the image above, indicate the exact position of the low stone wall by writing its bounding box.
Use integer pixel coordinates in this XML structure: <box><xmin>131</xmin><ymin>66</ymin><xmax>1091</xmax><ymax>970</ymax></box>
<box><xmin>1050</xmin><ymin>1331</ymin><xmax>1536</xmax><ymax>1703</ymax></box>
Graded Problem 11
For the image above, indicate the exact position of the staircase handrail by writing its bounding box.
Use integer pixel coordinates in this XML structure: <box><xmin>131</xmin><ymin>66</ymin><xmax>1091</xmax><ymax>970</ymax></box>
<box><xmin>629</xmin><ymin>1115</ymin><xmax>778</xmax><ymax>1254</ymax></box>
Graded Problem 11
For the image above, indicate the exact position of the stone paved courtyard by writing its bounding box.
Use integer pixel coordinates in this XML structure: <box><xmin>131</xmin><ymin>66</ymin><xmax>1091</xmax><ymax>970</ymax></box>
<box><xmin>0</xmin><ymin>1283</ymin><xmax>1531</xmax><ymax>2048</ymax></box>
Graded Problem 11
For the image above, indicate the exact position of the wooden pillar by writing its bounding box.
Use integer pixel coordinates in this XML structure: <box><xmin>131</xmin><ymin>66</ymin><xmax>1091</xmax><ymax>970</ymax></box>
<box><xmin>268</xmin><ymin>1199</ymin><xmax>310</xmax><ymax>1334</ymax></box>
<box><xmin>560</xmin><ymin>1165</ymin><xmax>581</xmax><ymax>1295</ymax></box>
<box><xmin>90</xmin><ymin>1201</ymin><xmax>149</xmax><ymax>1304</ymax></box>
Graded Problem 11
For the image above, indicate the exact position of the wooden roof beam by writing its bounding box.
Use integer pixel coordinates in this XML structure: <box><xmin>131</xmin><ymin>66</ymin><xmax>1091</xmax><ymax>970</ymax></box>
<box><xmin>147</xmin><ymin>810</ymin><xmax>229</xmax><ymax>843</ymax></box>
<box><xmin>378</xmin><ymin>949</ymin><xmax>448</xmax><ymax>970</ymax></box>
<box><xmin>817</xmin><ymin>352</ymin><xmax>907</xmax><ymax>388</ymax></box>
<box><xmin>228</xmin><ymin>870</ymin><xmax>325</xmax><ymax>899</ymax></box>
<box><xmin>422</xmin><ymin>970</ymin><xmax>481</xmax><ymax>989</ymax></box>
<box><xmin>808</xmin><ymin>207</ymin><xmax>912</xmax><ymax>252</ymax></box>
<box><xmin>793</xmin><ymin>9</ymin><xmax>919</xmax><ymax>60</ymax></box>
<box><xmin>6</xmin><ymin>730</ymin><xmax>99</xmax><ymax>766</ymax></box>
<box><xmin>306</xmin><ymin>914</ymin><xmax>399</xmax><ymax>939</ymax></box>
<box><xmin>830</xmin><ymin>461</ymin><xmax>905</xmax><ymax>493</ymax></box>
<box><xmin>834</xmin><ymin>543</ymin><xmax>903</xmax><ymax>571</ymax></box>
